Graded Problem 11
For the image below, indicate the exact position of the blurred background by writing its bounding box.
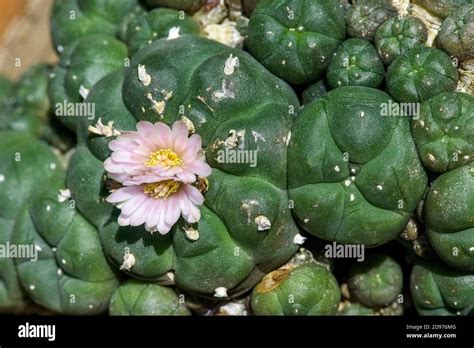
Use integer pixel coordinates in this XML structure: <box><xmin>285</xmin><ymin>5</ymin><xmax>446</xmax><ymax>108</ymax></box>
<box><xmin>0</xmin><ymin>0</ymin><xmax>56</xmax><ymax>79</ymax></box>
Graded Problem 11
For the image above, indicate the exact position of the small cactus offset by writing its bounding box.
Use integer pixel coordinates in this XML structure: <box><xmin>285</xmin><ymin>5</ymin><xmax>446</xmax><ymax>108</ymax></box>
<box><xmin>410</xmin><ymin>260</ymin><xmax>474</xmax><ymax>315</ymax></box>
<box><xmin>347</xmin><ymin>254</ymin><xmax>403</xmax><ymax>308</ymax></box>
<box><xmin>251</xmin><ymin>263</ymin><xmax>340</xmax><ymax>315</ymax></box>
<box><xmin>109</xmin><ymin>280</ymin><xmax>190</xmax><ymax>316</ymax></box>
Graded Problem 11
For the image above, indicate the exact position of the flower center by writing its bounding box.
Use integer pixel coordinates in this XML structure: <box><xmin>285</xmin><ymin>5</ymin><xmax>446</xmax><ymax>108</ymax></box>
<box><xmin>143</xmin><ymin>180</ymin><xmax>181</xmax><ymax>199</ymax></box>
<box><xmin>144</xmin><ymin>149</ymin><xmax>182</xmax><ymax>168</ymax></box>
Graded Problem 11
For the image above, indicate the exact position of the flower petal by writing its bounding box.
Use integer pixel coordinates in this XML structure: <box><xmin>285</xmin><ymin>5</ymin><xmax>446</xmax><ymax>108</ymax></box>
<box><xmin>172</xmin><ymin>121</ymin><xmax>189</xmax><ymax>153</ymax></box>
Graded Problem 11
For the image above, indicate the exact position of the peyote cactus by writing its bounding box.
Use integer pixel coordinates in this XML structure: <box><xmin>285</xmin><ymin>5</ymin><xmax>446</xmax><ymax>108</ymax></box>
<box><xmin>346</xmin><ymin>0</ymin><xmax>397</xmax><ymax>41</ymax></box>
<box><xmin>374</xmin><ymin>16</ymin><xmax>428</xmax><ymax>66</ymax></box>
<box><xmin>347</xmin><ymin>254</ymin><xmax>403</xmax><ymax>308</ymax></box>
<box><xmin>109</xmin><ymin>280</ymin><xmax>190</xmax><ymax>315</ymax></box>
<box><xmin>437</xmin><ymin>4</ymin><xmax>474</xmax><ymax>63</ymax></box>
<box><xmin>51</xmin><ymin>0</ymin><xmax>142</xmax><ymax>52</ymax></box>
<box><xmin>0</xmin><ymin>75</ymin><xmax>13</xmax><ymax>101</ymax></box>
<box><xmin>412</xmin><ymin>0</ymin><xmax>474</xmax><ymax>19</ymax></box>
<box><xmin>0</xmin><ymin>66</ymin><xmax>73</xmax><ymax>152</ymax></box>
<box><xmin>247</xmin><ymin>0</ymin><xmax>346</xmax><ymax>84</ymax></box>
<box><xmin>301</xmin><ymin>80</ymin><xmax>328</xmax><ymax>105</ymax></box>
<box><xmin>12</xmin><ymin>169</ymin><xmax>119</xmax><ymax>314</ymax></box>
<box><xmin>338</xmin><ymin>301</ymin><xmax>375</xmax><ymax>315</ymax></box>
<box><xmin>145</xmin><ymin>0</ymin><xmax>207</xmax><ymax>14</ymax></box>
<box><xmin>2</xmin><ymin>0</ymin><xmax>474</xmax><ymax>321</ymax></box>
<box><xmin>386</xmin><ymin>47</ymin><xmax>459</xmax><ymax>102</ymax></box>
<box><xmin>288</xmin><ymin>86</ymin><xmax>427</xmax><ymax>246</ymax></box>
<box><xmin>326</xmin><ymin>38</ymin><xmax>385</xmax><ymax>90</ymax></box>
<box><xmin>122</xmin><ymin>8</ymin><xmax>201</xmax><ymax>57</ymax></box>
<box><xmin>251</xmin><ymin>263</ymin><xmax>340</xmax><ymax>315</ymax></box>
<box><xmin>410</xmin><ymin>260</ymin><xmax>474</xmax><ymax>315</ymax></box>
<box><xmin>0</xmin><ymin>66</ymin><xmax>50</xmax><ymax>136</ymax></box>
<box><xmin>48</xmin><ymin>34</ymin><xmax>128</xmax><ymax>131</ymax></box>
<box><xmin>411</xmin><ymin>92</ymin><xmax>474</xmax><ymax>173</ymax></box>
<box><xmin>67</xmin><ymin>35</ymin><xmax>301</xmax><ymax>298</ymax></box>
<box><xmin>0</xmin><ymin>132</ymin><xmax>61</xmax><ymax>312</ymax></box>
<box><xmin>424</xmin><ymin>164</ymin><xmax>474</xmax><ymax>271</ymax></box>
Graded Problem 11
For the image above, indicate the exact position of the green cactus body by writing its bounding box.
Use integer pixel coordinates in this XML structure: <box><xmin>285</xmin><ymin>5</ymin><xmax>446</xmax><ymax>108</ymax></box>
<box><xmin>67</xmin><ymin>36</ymin><xmax>300</xmax><ymax>298</ymax></box>
<box><xmin>301</xmin><ymin>80</ymin><xmax>328</xmax><ymax>105</ymax></box>
<box><xmin>251</xmin><ymin>263</ymin><xmax>340</xmax><ymax>315</ymax></box>
<box><xmin>48</xmin><ymin>35</ymin><xmax>128</xmax><ymax>131</ymax></box>
<box><xmin>0</xmin><ymin>75</ymin><xmax>13</xmax><ymax>103</ymax></box>
<box><xmin>411</xmin><ymin>92</ymin><xmax>474</xmax><ymax>173</ymax></box>
<box><xmin>109</xmin><ymin>280</ymin><xmax>190</xmax><ymax>315</ymax></box>
<box><xmin>338</xmin><ymin>301</ymin><xmax>375</xmax><ymax>315</ymax></box>
<box><xmin>0</xmin><ymin>65</ymin><xmax>52</xmax><ymax>138</ymax></box>
<box><xmin>247</xmin><ymin>0</ymin><xmax>346</xmax><ymax>84</ymax></box>
<box><xmin>145</xmin><ymin>0</ymin><xmax>206</xmax><ymax>14</ymax></box>
<box><xmin>12</xmin><ymin>171</ymin><xmax>119</xmax><ymax>315</ymax></box>
<box><xmin>347</xmin><ymin>254</ymin><xmax>403</xmax><ymax>308</ymax></box>
<box><xmin>288</xmin><ymin>86</ymin><xmax>427</xmax><ymax>247</ymax></box>
<box><xmin>327</xmin><ymin>38</ymin><xmax>385</xmax><ymax>89</ymax></box>
<box><xmin>424</xmin><ymin>165</ymin><xmax>474</xmax><ymax>271</ymax></box>
<box><xmin>375</xmin><ymin>16</ymin><xmax>428</xmax><ymax>66</ymax></box>
<box><xmin>0</xmin><ymin>132</ymin><xmax>61</xmax><ymax>312</ymax></box>
<box><xmin>437</xmin><ymin>5</ymin><xmax>474</xmax><ymax>63</ymax></box>
<box><xmin>386</xmin><ymin>47</ymin><xmax>458</xmax><ymax>103</ymax></box>
<box><xmin>123</xmin><ymin>8</ymin><xmax>201</xmax><ymax>57</ymax></box>
<box><xmin>346</xmin><ymin>0</ymin><xmax>397</xmax><ymax>41</ymax></box>
<box><xmin>410</xmin><ymin>260</ymin><xmax>474</xmax><ymax>315</ymax></box>
<box><xmin>412</xmin><ymin>0</ymin><xmax>474</xmax><ymax>19</ymax></box>
<box><xmin>51</xmin><ymin>0</ymin><xmax>141</xmax><ymax>52</ymax></box>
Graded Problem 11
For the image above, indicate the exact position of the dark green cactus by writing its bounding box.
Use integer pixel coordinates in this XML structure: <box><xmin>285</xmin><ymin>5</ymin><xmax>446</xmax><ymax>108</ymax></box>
<box><xmin>411</xmin><ymin>92</ymin><xmax>474</xmax><ymax>173</ymax></box>
<box><xmin>251</xmin><ymin>263</ymin><xmax>340</xmax><ymax>315</ymax></box>
<box><xmin>437</xmin><ymin>4</ymin><xmax>474</xmax><ymax>63</ymax></box>
<box><xmin>12</xmin><ymin>171</ymin><xmax>119</xmax><ymax>315</ymax></box>
<box><xmin>109</xmin><ymin>280</ymin><xmax>190</xmax><ymax>315</ymax></box>
<box><xmin>145</xmin><ymin>0</ymin><xmax>206</xmax><ymax>14</ymax></box>
<box><xmin>326</xmin><ymin>38</ymin><xmax>385</xmax><ymax>89</ymax></box>
<box><xmin>0</xmin><ymin>132</ymin><xmax>61</xmax><ymax>312</ymax></box>
<box><xmin>424</xmin><ymin>164</ymin><xmax>474</xmax><ymax>271</ymax></box>
<box><xmin>338</xmin><ymin>301</ymin><xmax>375</xmax><ymax>315</ymax></box>
<box><xmin>122</xmin><ymin>8</ymin><xmax>201</xmax><ymax>57</ymax></box>
<box><xmin>301</xmin><ymin>80</ymin><xmax>328</xmax><ymax>105</ymax></box>
<box><xmin>48</xmin><ymin>35</ymin><xmax>128</xmax><ymax>131</ymax></box>
<box><xmin>412</xmin><ymin>0</ymin><xmax>474</xmax><ymax>19</ymax></box>
<box><xmin>375</xmin><ymin>16</ymin><xmax>428</xmax><ymax>66</ymax></box>
<box><xmin>51</xmin><ymin>0</ymin><xmax>142</xmax><ymax>52</ymax></box>
<box><xmin>347</xmin><ymin>254</ymin><xmax>403</xmax><ymax>308</ymax></box>
<box><xmin>410</xmin><ymin>260</ymin><xmax>474</xmax><ymax>315</ymax></box>
<box><xmin>247</xmin><ymin>0</ymin><xmax>346</xmax><ymax>84</ymax></box>
<box><xmin>0</xmin><ymin>75</ymin><xmax>13</xmax><ymax>103</ymax></box>
<box><xmin>387</xmin><ymin>47</ymin><xmax>458</xmax><ymax>102</ymax></box>
<box><xmin>288</xmin><ymin>86</ymin><xmax>427</xmax><ymax>246</ymax></box>
<box><xmin>66</xmin><ymin>36</ymin><xmax>301</xmax><ymax>298</ymax></box>
<box><xmin>346</xmin><ymin>0</ymin><xmax>397</xmax><ymax>41</ymax></box>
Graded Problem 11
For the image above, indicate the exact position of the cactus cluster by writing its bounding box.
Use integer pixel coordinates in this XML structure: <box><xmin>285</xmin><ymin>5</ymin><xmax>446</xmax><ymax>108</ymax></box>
<box><xmin>1</xmin><ymin>0</ymin><xmax>474</xmax><ymax>317</ymax></box>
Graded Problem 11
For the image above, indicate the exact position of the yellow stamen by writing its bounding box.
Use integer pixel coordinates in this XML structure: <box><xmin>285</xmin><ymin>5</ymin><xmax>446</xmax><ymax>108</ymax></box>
<box><xmin>143</xmin><ymin>180</ymin><xmax>181</xmax><ymax>199</ymax></box>
<box><xmin>145</xmin><ymin>149</ymin><xmax>182</xmax><ymax>168</ymax></box>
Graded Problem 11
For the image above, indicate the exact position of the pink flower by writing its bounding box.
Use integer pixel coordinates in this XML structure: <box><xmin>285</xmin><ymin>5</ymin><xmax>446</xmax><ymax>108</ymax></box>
<box><xmin>103</xmin><ymin>121</ymin><xmax>211</xmax><ymax>234</ymax></box>
<box><xmin>104</xmin><ymin>121</ymin><xmax>211</xmax><ymax>185</ymax></box>
<box><xmin>106</xmin><ymin>181</ymin><xmax>204</xmax><ymax>234</ymax></box>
